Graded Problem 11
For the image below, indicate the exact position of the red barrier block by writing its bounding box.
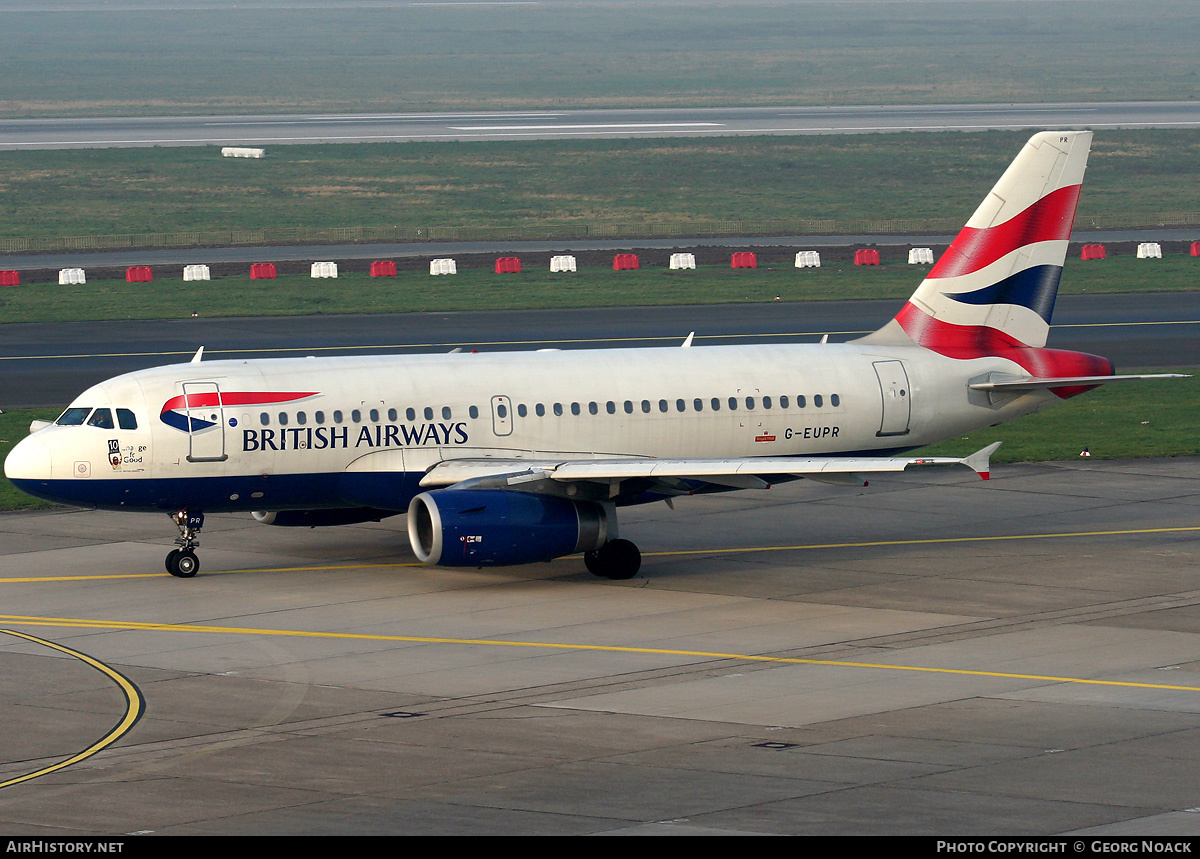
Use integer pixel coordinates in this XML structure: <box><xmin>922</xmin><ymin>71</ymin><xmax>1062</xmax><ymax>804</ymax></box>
<box><xmin>125</xmin><ymin>266</ymin><xmax>153</xmax><ymax>282</ymax></box>
<box><xmin>1080</xmin><ymin>244</ymin><xmax>1107</xmax><ymax>260</ymax></box>
<box><xmin>1191</xmin><ymin>241</ymin><xmax>1200</xmax><ymax>257</ymax></box>
<box><xmin>250</xmin><ymin>263</ymin><xmax>277</xmax><ymax>279</ymax></box>
<box><xmin>612</xmin><ymin>254</ymin><xmax>640</xmax><ymax>271</ymax></box>
<box><xmin>0</xmin><ymin>270</ymin><xmax>19</xmax><ymax>286</ymax></box>
<box><xmin>370</xmin><ymin>260</ymin><xmax>397</xmax><ymax>277</ymax></box>
<box><xmin>495</xmin><ymin>257</ymin><xmax>522</xmax><ymax>274</ymax></box>
<box><xmin>854</xmin><ymin>249</ymin><xmax>880</xmax><ymax>266</ymax></box>
<box><xmin>730</xmin><ymin>252</ymin><xmax>758</xmax><ymax>269</ymax></box>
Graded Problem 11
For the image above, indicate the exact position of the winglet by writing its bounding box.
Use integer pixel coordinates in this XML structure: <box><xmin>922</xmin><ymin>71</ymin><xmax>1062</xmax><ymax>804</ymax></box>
<box><xmin>961</xmin><ymin>442</ymin><xmax>1002</xmax><ymax>480</ymax></box>
<box><xmin>190</xmin><ymin>346</ymin><xmax>204</xmax><ymax>364</ymax></box>
<box><xmin>682</xmin><ymin>332</ymin><xmax>695</xmax><ymax>348</ymax></box>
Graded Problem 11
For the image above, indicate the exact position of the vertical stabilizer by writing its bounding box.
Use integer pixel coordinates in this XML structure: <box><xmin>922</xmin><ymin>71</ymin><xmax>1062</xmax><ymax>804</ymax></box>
<box><xmin>862</xmin><ymin>131</ymin><xmax>1092</xmax><ymax>352</ymax></box>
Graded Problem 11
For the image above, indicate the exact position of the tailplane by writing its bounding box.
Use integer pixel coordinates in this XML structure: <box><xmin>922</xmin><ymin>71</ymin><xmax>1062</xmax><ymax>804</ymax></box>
<box><xmin>862</xmin><ymin>131</ymin><xmax>1092</xmax><ymax>353</ymax></box>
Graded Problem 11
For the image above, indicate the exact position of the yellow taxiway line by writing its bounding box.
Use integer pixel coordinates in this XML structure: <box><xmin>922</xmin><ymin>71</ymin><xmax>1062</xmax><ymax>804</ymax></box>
<box><xmin>0</xmin><ymin>629</ymin><xmax>144</xmax><ymax>790</ymax></box>
<box><xmin>2</xmin><ymin>611</ymin><xmax>1199</xmax><ymax>694</ymax></box>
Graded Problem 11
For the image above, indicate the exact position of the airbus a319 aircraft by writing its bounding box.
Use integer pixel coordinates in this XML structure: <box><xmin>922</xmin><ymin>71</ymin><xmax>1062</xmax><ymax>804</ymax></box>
<box><xmin>4</xmin><ymin>131</ymin><xmax>1179</xmax><ymax>579</ymax></box>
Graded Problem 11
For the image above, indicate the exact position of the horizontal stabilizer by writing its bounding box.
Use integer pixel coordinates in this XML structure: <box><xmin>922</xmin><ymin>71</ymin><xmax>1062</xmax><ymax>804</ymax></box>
<box><xmin>969</xmin><ymin>373</ymin><xmax>1189</xmax><ymax>392</ymax></box>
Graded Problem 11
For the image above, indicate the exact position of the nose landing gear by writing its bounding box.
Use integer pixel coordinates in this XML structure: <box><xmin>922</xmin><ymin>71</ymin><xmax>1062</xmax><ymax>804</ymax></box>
<box><xmin>166</xmin><ymin>510</ymin><xmax>203</xmax><ymax>578</ymax></box>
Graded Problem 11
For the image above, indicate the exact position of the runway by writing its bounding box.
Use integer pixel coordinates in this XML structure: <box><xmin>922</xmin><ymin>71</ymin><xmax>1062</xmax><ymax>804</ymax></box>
<box><xmin>4</xmin><ymin>102</ymin><xmax>1200</xmax><ymax>150</ymax></box>
<box><xmin>1</xmin><ymin>293</ymin><xmax>1196</xmax><ymax>410</ymax></box>
<box><xmin>1</xmin><ymin>458</ymin><xmax>1198</xmax><ymax>834</ymax></box>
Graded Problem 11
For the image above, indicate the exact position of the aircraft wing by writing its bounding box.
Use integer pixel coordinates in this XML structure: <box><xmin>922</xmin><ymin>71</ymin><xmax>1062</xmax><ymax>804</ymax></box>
<box><xmin>419</xmin><ymin>442</ymin><xmax>1002</xmax><ymax>495</ymax></box>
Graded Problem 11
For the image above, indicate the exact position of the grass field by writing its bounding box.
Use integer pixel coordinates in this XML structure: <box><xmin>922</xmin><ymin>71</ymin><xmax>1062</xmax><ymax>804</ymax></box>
<box><xmin>4</xmin><ymin>131</ymin><xmax>1200</xmax><ymax>246</ymax></box>
<box><xmin>3</xmin><ymin>371</ymin><xmax>1194</xmax><ymax>512</ymax></box>
<box><xmin>3</xmin><ymin>1</ymin><xmax>1200</xmax><ymax>116</ymax></box>
<box><xmin>1</xmin><ymin>255</ymin><xmax>1197</xmax><ymax>325</ymax></box>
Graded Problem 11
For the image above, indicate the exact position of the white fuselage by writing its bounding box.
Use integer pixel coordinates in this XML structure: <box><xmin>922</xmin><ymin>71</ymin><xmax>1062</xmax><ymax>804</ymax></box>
<box><xmin>7</xmin><ymin>341</ymin><xmax>1046</xmax><ymax>514</ymax></box>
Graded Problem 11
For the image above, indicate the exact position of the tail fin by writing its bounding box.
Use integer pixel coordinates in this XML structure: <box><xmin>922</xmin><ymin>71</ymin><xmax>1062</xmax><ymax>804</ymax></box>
<box><xmin>862</xmin><ymin>131</ymin><xmax>1092</xmax><ymax>352</ymax></box>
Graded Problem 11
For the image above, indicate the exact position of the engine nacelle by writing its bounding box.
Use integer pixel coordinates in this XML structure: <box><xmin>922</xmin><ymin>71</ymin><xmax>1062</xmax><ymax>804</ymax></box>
<box><xmin>252</xmin><ymin>508</ymin><xmax>397</xmax><ymax>527</ymax></box>
<box><xmin>407</xmin><ymin>489</ymin><xmax>609</xmax><ymax>567</ymax></box>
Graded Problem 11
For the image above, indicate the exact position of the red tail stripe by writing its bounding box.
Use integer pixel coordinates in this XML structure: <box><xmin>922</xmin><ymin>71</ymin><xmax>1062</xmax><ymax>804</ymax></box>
<box><xmin>895</xmin><ymin>303</ymin><xmax>1112</xmax><ymax>399</ymax></box>
<box><xmin>929</xmin><ymin>184</ymin><xmax>1081</xmax><ymax>279</ymax></box>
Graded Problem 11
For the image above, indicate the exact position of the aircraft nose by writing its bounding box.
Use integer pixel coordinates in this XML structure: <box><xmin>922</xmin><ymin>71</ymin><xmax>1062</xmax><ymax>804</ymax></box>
<box><xmin>4</xmin><ymin>434</ymin><xmax>53</xmax><ymax>481</ymax></box>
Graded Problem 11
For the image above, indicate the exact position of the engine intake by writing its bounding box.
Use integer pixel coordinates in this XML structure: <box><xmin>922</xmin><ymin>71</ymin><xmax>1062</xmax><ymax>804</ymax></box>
<box><xmin>407</xmin><ymin>489</ymin><xmax>609</xmax><ymax>567</ymax></box>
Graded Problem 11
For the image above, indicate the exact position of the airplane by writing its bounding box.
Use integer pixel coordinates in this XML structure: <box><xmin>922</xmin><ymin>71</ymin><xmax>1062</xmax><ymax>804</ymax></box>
<box><xmin>4</xmin><ymin>131</ymin><xmax>1182</xmax><ymax>579</ymax></box>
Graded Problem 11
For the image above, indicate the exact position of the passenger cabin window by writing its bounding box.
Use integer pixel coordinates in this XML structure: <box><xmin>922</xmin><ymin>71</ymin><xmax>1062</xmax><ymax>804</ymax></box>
<box><xmin>279</xmin><ymin>411</ymin><xmax>289</xmax><ymax>426</ymax></box>
<box><xmin>469</xmin><ymin>405</ymin><xmax>479</xmax><ymax>419</ymax></box>
<box><xmin>814</xmin><ymin>395</ymin><xmax>824</xmax><ymax>408</ymax></box>
<box><xmin>442</xmin><ymin>406</ymin><xmax>452</xmax><ymax>420</ymax></box>
<box><xmin>553</xmin><ymin>403</ymin><xmax>563</xmax><ymax>417</ymax></box>
<box><xmin>779</xmin><ymin>395</ymin><xmax>790</xmax><ymax>409</ymax></box>
<box><xmin>517</xmin><ymin>404</ymin><xmax>528</xmax><ymax>418</ymax></box>
<box><xmin>388</xmin><ymin>408</ymin><xmax>397</xmax><ymax>421</ymax></box>
<box><xmin>831</xmin><ymin>394</ymin><xmax>841</xmax><ymax>407</ymax></box>
<box><xmin>116</xmin><ymin>408</ymin><xmax>137</xmax><ymax>430</ymax></box>
<box><xmin>260</xmin><ymin>412</ymin><xmax>270</xmax><ymax>426</ymax></box>
<box><xmin>316</xmin><ymin>410</ymin><xmax>326</xmax><ymax>424</ymax></box>
<box><xmin>297</xmin><ymin>411</ymin><xmax>307</xmax><ymax>425</ymax></box>
<box><xmin>424</xmin><ymin>407</ymin><xmax>434</xmax><ymax>420</ymax></box>
<box><xmin>369</xmin><ymin>409</ymin><xmax>379</xmax><ymax>422</ymax></box>
<box><xmin>351</xmin><ymin>409</ymin><xmax>361</xmax><ymax>423</ymax></box>
<box><xmin>87</xmin><ymin>408</ymin><xmax>114</xmax><ymax>429</ymax></box>
<box><xmin>334</xmin><ymin>410</ymin><xmax>344</xmax><ymax>423</ymax></box>
<box><xmin>406</xmin><ymin>408</ymin><xmax>416</xmax><ymax>421</ymax></box>
<box><xmin>56</xmin><ymin>407</ymin><xmax>91</xmax><ymax>426</ymax></box>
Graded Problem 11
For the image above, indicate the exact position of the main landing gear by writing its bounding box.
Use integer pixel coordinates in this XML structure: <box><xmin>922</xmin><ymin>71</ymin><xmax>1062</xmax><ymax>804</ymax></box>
<box><xmin>165</xmin><ymin>510</ymin><xmax>204</xmax><ymax>578</ymax></box>
<box><xmin>584</xmin><ymin>538</ymin><xmax>641</xmax><ymax>580</ymax></box>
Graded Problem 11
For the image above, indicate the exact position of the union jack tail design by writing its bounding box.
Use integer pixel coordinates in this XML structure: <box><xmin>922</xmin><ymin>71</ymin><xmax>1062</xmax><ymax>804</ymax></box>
<box><xmin>864</xmin><ymin>131</ymin><xmax>1092</xmax><ymax>356</ymax></box>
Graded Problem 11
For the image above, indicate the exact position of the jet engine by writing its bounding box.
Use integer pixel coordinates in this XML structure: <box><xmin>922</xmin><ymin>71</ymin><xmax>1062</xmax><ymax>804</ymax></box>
<box><xmin>407</xmin><ymin>489</ymin><xmax>609</xmax><ymax>567</ymax></box>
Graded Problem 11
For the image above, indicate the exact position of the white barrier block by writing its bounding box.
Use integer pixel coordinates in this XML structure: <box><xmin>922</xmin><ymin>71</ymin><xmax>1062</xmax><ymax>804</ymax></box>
<box><xmin>430</xmin><ymin>258</ymin><xmax>457</xmax><ymax>275</ymax></box>
<box><xmin>183</xmin><ymin>264</ymin><xmax>211</xmax><ymax>281</ymax></box>
<box><xmin>310</xmin><ymin>261</ymin><xmax>338</xmax><ymax>279</ymax></box>
<box><xmin>58</xmin><ymin>267</ymin><xmax>86</xmax><ymax>285</ymax></box>
<box><xmin>794</xmin><ymin>251</ymin><xmax>821</xmax><ymax>268</ymax></box>
<box><xmin>1137</xmin><ymin>242</ymin><xmax>1162</xmax><ymax>259</ymax></box>
<box><xmin>550</xmin><ymin>255</ymin><xmax>577</xmax><ymax>272</ymax></box>
<box><xmin>669</xmin><ymin>252</ymin><xmax>696</xmax><ymax>270</ymax></box>
<box><xmin>908</xmin><ymin>247</ymin><xmax>934</xmax><ymax>264</ymax></box>
<box><xmin>221</xmin><ymin>147</ymin><xmax>265</xmax><ymax>158</ymax></box>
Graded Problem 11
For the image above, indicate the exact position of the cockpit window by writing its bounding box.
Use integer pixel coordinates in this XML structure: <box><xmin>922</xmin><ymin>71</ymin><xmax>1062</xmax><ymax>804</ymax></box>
<box><xmin>56</xmin><ymin>407</ymin><xmax>91</xmax><ymax>426</ymax></box>
<box><xmin>87</xmin><ymin>408</ymin><xmax>114</xmax><ymax>429</ymax></box>
<box><xmin>116</xmin><ymin>409</ymin><xmax>138</xmax><ymax>430</ymax></box>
